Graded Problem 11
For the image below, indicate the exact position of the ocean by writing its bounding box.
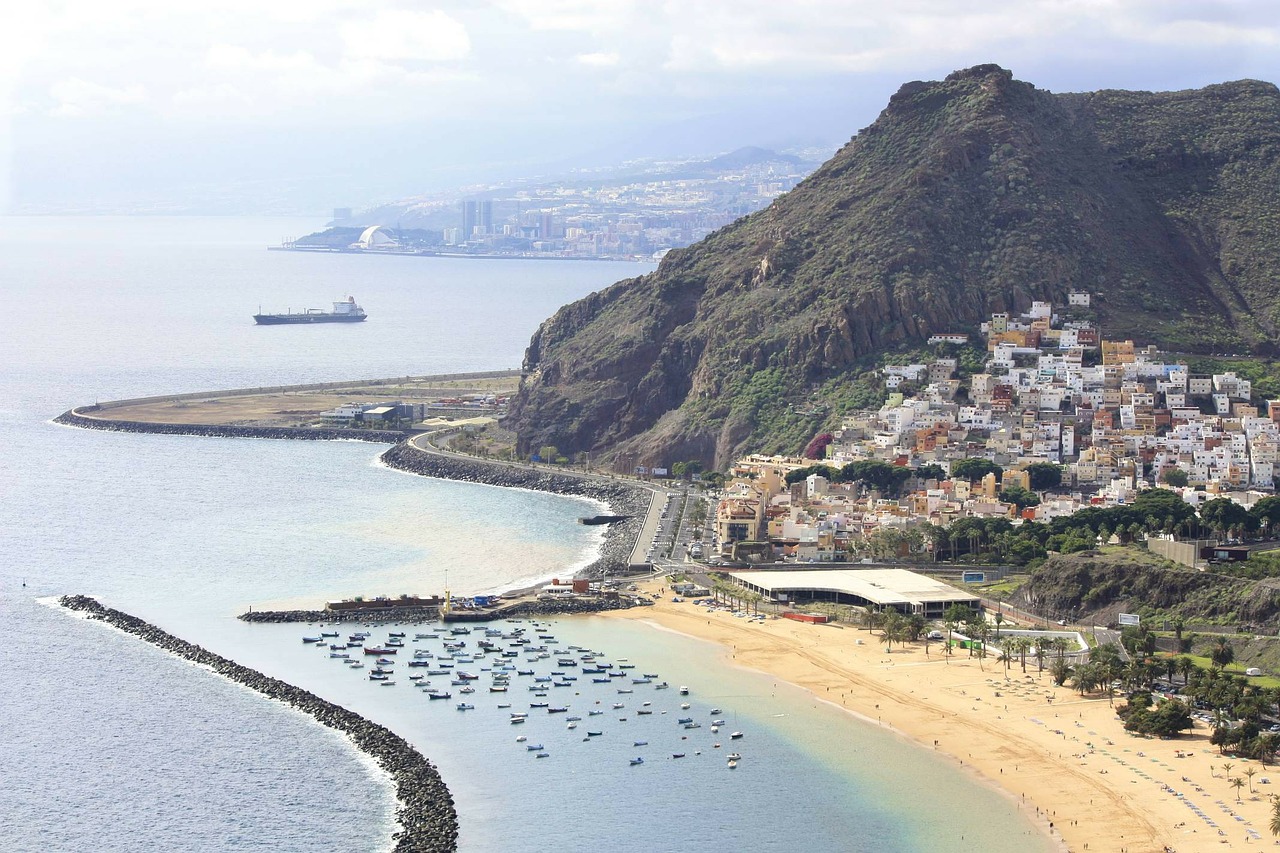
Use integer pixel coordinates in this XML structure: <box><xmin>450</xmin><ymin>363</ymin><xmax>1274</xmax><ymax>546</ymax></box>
<box><xmin>0</xmin><ymin>216</ymin><xmax>1051</xmax><ymax>852</ymax></box>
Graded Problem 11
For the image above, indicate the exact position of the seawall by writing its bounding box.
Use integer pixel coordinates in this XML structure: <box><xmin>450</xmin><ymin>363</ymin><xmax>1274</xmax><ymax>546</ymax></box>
<box><xmin>378</xmin><ymin>443</ymin><xmax>650</xmax><ymax>578</ymax></box>
<box><xmin>59</xmin><ymin>595</ymin><xmax>459</xmax><ymax>853</ymax></box>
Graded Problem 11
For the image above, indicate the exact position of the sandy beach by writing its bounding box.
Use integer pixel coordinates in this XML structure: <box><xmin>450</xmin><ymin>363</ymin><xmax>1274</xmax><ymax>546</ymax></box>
<box><xmin>607</xmin><ymin>580</ymin><xmax>1277</xmax><ymax>852</ymax></box>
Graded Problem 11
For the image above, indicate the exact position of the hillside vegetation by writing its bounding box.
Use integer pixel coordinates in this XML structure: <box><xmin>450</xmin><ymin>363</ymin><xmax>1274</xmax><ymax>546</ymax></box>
<box><xmin>1013</xmin><ymin>548</ymin><xmax>1280</xmax><ymax>629</ymax></box>
<box><xmin>509</xmin><ymin>65</ymin><xmax>1280</xmax><ymax>469</ymax></box>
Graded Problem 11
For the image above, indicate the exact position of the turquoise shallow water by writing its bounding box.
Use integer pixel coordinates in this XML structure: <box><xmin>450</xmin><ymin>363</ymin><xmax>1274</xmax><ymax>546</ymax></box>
<box><xmin>0</xmin><ymin>216</ymin><xmax>1051</xmax><ymax>851</ymax></box>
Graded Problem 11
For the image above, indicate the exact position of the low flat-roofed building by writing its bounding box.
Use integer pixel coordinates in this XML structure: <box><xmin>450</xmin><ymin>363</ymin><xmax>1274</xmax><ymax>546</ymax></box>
<box><xmin>727</xmin><ymin>568</ymin><xmax>978</xmax><ymax>618</ymax></box>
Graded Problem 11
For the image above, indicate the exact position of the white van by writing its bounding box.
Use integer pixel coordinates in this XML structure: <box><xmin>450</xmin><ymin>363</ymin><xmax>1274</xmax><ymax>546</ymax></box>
<box><xmin>1246</xmin><ymin>667</ymin><xmax>1263</xmax><ymax>677</ymax></box>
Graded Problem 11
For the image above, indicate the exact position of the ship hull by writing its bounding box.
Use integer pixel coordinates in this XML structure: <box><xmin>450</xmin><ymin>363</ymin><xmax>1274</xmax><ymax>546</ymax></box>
<box><xmin>253</xmin><ymin>314</ymin><xmax>367</xmax><ymax>325</ymax></box>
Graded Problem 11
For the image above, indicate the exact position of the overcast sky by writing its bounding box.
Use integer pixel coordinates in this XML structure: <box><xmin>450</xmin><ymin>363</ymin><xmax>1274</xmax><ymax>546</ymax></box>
<box><xmin>4</xmin><ymin>0</ymin><xmax>1279</xmax><ymax>214</ymax></box>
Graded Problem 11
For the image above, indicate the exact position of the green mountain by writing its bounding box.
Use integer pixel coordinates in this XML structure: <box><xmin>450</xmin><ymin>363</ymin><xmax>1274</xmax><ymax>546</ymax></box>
<box><xmin>509</xmin><ymin>65</ymin><xmax>1280</xmax><ymax>470</ymax></box>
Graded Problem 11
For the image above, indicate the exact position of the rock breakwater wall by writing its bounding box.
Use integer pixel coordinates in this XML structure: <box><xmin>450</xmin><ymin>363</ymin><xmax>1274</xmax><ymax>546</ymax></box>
<box><xmin>498</xmin><ymin>596</ymin><xmax>652</xmax><ymax>618</ymax></box>
<box><xmin>54</xmin><ymin>408</ymin><xmax>407</xmax><ymax>444</ymax></box>
<box><xmin>58</xmin><ymin>595</ymin><xmax>458</xmax><ymax>853</ymax></box>
<box><xmin>379</xmin><ymin>444</ymin><xmax>649</xmax><ymax>577</ymax></box>
<box><xmin>240</xmin><ymin>607</ymin><xmax>441</xmax><ymax>624</ymax></box>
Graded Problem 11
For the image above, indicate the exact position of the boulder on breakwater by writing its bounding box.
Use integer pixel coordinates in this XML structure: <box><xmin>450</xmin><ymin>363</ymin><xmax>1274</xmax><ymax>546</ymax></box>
<box><xmin>379</xmin><ymin>443</ymin><xmax>649</xmax><ymax>578</ymax></box>
<box><xmin>58</xmin><ymin>595</ymin><xmax>458</xmax><ymax>853</ymax></box>
<box><xmin>54</xmin><ymin>409</ymin><xmax>407</xmax><ymax>444</ymax></box>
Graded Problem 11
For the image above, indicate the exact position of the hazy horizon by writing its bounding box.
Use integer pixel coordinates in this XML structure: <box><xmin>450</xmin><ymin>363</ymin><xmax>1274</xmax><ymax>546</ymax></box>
<box><xmin>4</xmin><ymin>1</ymin><xmax>1279</xmax><ymax>216</ymax></box>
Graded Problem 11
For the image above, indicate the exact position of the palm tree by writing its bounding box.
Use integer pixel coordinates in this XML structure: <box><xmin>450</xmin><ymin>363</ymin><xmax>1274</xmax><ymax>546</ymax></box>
<box><xmin>1050</xmin><ymin>656</ymin><xmax>1073</xmax><ymax>687</ymax></box>
<box><xmin>1270</xmin><ymin>794</ymin><xmax>1280</xmax><ymax>838</ymax></box>
<box><xmin>1232</xmin><ymin>776</ymin><xmax>1246</xmax><ymax>803</ymax></box>
<box><xmin>1073</xmin><ymin>662</ymin><xmax>1101</xmax><ymax>696</ymax></box>
<box><xmin>997</xmin><ymin>647</ymin><xmax>1013</xmax><ymax>678</ymax></box>
<box><xmin>1247</xmin><ymin>766</ymin><xmax>1258</xmax><ymax>793</ymax></box>
<box><xmin>1224</xmin><ymin>761</ymin><xmax>1235</xmax><ymax>780</ymax></box>
<box><xmin>1178</xmin><ymin>656</ymin><xmax>1196</xmax><ymax>687</ymax></box>
<box><xmin>1211</xmin><ymin>638</ymin><xmax>1236</xmax><ymax>671</ymax></box>
<box><xmin>943</xmin><ymin>603</ymin><xmax>968</xmax><ymax>663</ymax></box>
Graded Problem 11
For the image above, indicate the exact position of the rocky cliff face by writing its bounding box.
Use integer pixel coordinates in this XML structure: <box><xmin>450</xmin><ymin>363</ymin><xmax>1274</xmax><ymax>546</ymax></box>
<box><xmin>510</xmin><ymin>65</ymin><xmax>1280</xmax><ymax>469</ymax></box>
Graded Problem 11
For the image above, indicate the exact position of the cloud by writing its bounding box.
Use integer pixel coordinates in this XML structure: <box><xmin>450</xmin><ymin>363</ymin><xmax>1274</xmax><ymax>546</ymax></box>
<box><xmin>496</xmin><ymin>0</ymin><xmax>638</xmax><ymax>33</ymax></box>
<box><xmin>341</xmin><ymin>9</ymin><xmax>470</xmax><ymax>62</ymax></box>
<box><xmin>576</xmin><ymin>52</ymin><xmax>620</xmax><ymax>67</ymax></box>
<box><xmin>48</xmin><ymin>77</ymin><xmax>146</xmax><ymax>117</ymax></box>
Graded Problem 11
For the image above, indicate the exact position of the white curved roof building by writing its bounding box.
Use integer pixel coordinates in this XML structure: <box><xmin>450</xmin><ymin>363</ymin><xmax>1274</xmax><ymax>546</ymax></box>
<box><xmin>354</xmin><ymin>225</ymin><xmax>396</xmax><ymax>249</ymax></box>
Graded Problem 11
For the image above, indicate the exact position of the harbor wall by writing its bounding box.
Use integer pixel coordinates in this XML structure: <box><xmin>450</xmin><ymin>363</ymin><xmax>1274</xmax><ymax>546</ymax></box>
<box><xmin>58</xmin><ymin>595</ymin><xmax>459</xmax><ymax>853</ymax></box>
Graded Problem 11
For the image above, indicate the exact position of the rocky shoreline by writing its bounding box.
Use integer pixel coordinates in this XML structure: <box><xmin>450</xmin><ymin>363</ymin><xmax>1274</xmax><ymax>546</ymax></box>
<box><xmin>59</xmin><ymin>595</ymin><xmax>459</xmax><ymax>852</ymax></box>
<box><xmin>54</xmin><ymin>408</ymin><xmax>408</xmax><ymax>444</ymax></box>
<box><xmin>378</xmin><ymin>443</ymin><xmax>650</xmax><ymax>579</ymax></box>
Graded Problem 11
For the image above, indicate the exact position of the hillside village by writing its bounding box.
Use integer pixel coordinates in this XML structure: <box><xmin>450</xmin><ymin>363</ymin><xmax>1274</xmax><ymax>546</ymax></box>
<box><xmin>713</xmin><ymin>293</ymin><xmax>1280</xmax><ymax>563</ymax></box>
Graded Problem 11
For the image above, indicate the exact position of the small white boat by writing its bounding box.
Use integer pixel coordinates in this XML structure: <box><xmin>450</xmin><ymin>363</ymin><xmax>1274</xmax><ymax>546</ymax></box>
<box><xmin>516</xmin><ymin>735</ymin><xmax>527</xmax><ymax>742</ymax></box>
<box><xmin>456</xmin><ymin>703</ymin><xmax>475</xmax><ymax>710</ymax></box>
<box><xmin>727</xmin><ymin>759</ymin><xmax>738</xmax><ymax>769</ymax></box>
<box><xmin>678</xmin><ymin>686</ymin><xmax>689</xmax><ymax>695</ymax></box>
<box><xmin>730</xmin><ymin>731</ymin><xmax>744</xmax><ymax>740</ymax></box>
<box><xmin>728</xmin><ymin>753</ymin><xmax>742</xmax><ymax>761</ymax></box>
<box><xmin>680</xmin><ymin>703</ymin><xmax>690</xmax><ymax>710</ymax></box>
<box><xmin>630</xmin><ymin>757</ymin><xmax>644</xmax><ymax>766</ymax></box>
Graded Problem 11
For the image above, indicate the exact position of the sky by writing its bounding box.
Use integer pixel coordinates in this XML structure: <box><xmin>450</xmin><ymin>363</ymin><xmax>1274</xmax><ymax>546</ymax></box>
<box><xmin>3</xmin><ymin>0</ymin><xmax>1279</xmax><ymax>214</ymax></box>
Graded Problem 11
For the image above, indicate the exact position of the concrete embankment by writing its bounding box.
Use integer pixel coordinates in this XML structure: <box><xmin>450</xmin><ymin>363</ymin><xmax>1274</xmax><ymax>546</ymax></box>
<box><xmin>59</xmin><ymin>595</ymin><xmax>458</xmax><ymax>853</ymax></box>
<box><xmin>54</xmin><ymin>408</ymin><xmax>408</xmax><ymax>443</ymax></box>
<box><xmin>378</xmin><ymin>443</ymin><xmax>649</xmax><ymax>578</ymax></box>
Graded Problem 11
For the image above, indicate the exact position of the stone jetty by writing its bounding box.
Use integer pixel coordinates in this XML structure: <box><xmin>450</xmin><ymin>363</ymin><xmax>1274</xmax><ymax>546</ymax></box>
<box><xmin>379</xmin><ymin>444</ymin><xmax>649</xmax><ymax>578</ymax></box>
<box><xmin>240</xmin><ymin>606</ymin><xmax>442</xmax><ymax>624</ymax></box>
<box><xmin>59</xmin><ymin>595</ymin><xmax>459</xmax><ymax>853</ymax></box>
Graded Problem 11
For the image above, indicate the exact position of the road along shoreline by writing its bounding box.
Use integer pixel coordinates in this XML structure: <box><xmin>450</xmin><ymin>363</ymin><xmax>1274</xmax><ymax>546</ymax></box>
<box><xmin>58</xmin><ymin>595</ymin><xmax>459</xmax><ymax>853</ymax></box>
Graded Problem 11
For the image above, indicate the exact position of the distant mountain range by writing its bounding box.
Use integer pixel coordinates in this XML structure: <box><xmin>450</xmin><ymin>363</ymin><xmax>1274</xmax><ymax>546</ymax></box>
<box><xmin>508</xmin><ymin>64</ymin><xmax>1280</xmax><ymax>470</ymax></box>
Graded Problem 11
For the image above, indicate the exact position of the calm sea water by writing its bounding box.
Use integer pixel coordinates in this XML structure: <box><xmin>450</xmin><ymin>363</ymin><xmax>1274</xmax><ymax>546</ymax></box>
<box><xmin>0</xmin><ymin>217</ymin><xmax>1051</xmax><ymax>852</ymax></box>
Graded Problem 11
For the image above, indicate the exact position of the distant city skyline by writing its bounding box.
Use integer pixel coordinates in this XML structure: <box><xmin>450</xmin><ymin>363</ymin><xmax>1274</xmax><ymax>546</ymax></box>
<box><xmin>4</xmin><ymin>1</ymin><xmax>1279</xmax><ymax>214</ymax></box>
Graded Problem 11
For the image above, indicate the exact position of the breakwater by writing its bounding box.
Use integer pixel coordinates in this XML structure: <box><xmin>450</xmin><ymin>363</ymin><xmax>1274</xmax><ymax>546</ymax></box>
<box><xmin>241</xmin><ymin>607</ymin><xmax>442</xmax><ymax>624</ymax></box>
<box><xmin>54</xmin><ymin>408</ymin><xmax>408</xmax><ymax>443</ymax></box>
<box><xmin>379</xmin><ymin>443</ymin><xmax>649</xmax><ymax>578</ymax></box>
<box><xmin>239</xmin><ymin>596</ymin><xmax>649</xmax><ymax>624</ymax></box>
<box><xmin>59</xmin><ymin>595</ymin><xmax>459</xmax><ymax>853</ymax></box>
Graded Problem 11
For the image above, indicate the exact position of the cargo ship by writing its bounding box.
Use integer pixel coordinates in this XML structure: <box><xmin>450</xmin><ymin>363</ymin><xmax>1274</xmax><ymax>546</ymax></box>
<box><xmin>253</xmin><ymin>296</ymin><xmax>367</xmax><ymax>325</ymax></box>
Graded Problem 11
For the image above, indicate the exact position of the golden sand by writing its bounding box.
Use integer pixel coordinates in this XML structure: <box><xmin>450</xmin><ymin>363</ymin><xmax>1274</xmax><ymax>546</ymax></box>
<box><xmin>607</xmin><ymin>581</ymin><xmax>1277</xmax><ymax>852</ymax></box>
